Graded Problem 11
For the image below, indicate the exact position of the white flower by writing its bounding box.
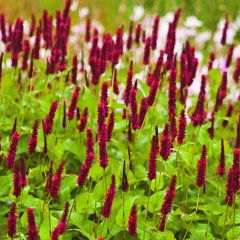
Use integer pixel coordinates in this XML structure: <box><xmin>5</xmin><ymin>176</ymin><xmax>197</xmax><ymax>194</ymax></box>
<box><xmin>0</xmin><ymin>41</ymin><xmax>6</xmax><ymax>53</ymax></box>
<box><xmin>131</xmin><ymin>5</ymin><xmax>144</xmax><ymax>21</ymax></box>
<box><xmin>71</xmin><ymin>0</ymin><xmax>78</xmax><ymax>11</ymax></box>
<box><xmin>79</xmin><ymin>7</ymin><xmax>89</xmax><ymax>18</ymax></box>
<box><xmin>185</xmin><ymin>16</ymin><xmax>202</xmax><ymax>28</ymax></box>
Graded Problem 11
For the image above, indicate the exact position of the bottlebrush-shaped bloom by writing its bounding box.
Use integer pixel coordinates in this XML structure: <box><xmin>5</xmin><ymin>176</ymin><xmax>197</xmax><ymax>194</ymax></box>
<box><xmin>222</xmin><ymin>103</ymin><xmax>233</xmax><ymax>127</ymax></box>
<box><xmin>153</xmin><ymin>50</ymin><xmax>164</xmax><ymax>81</ymax></box>
<box><xmin>21</xmin><ymin>39</ymin><xmax>30</xmax><ymax>70</ymax></box>
<box><xmin>128</xmin><ymin>204</ymin><xmax>137</xmax><ymax>236</ymax></box>
<box><xmin>208</xmin><ymin>52</ymin><xmax>215</xmax><ymax>71</ymax></box>
<box><xmin>50</xmin><ymin>160</ymin><xmax>65</xmax><ymax>198</ymax></box>
<box><xmin>71</xmin><ymin>55</ymin><xmax>78</xmax><ymax>84</ymax></box>
<box><xmin>6</xmin><ymin>131</ymin><xmax>20</xmax><ymax>169</ymax></box>
<box><xmin>127</xmin><ymin>21</ymin><xmax>133</xmax><ymax>50</ymax></box>
<box><xmin>62</xmin><ymin>101</ymin><xmax>66</xmax><ymax>129</ymax></box>
<box><xmin>99</xmin><ymin>123</ymin><xmax>108</xmax><ymax>169</ymax></box>
<box><xmin>160</xmin><ymin>175</ymin><xmax>177</xmax><ymax>216</ymax></box>
<box><xmin>107</xmin><ymin>111</ymin><xmax>114</xmax><ymax>141</ymax></box>
<box><xmin>129</xmin><ymin>88</ymin><xmax>139</xmax><ymax>130</ymax></box>
<box><xmin>123</xmin><ymin>63</ymin><xmax>133</xmax><ymax>106</ymax></box>
<box><xmin>190</xmin><ymin>75</ymin><xmax>207</xmax><ymax>126</ymax></box>
<box><xmin>159</xmin><ymin>214</ymin><xmax>167</xmax><ymax>232</ymax></box>
<box><xmin>218</xmin><ymin>139</ymin><xmax>226</xmax><ymax>176</ymax></box>
<box><xmin>168</xmin><ymin>66</ymin><xmax>177</xmax><ymax>119</ymax></box>
<box><xmin>207</xmin><ymin>112</ymin><xmax>215</xmax><ymax>139</ymax></box>
<box><xmin>97</xmin><ymin>102</ymin><xmax>106</xmax><ymax>134</ymax></box>
<box><xmin>165</xmin><ymin>23</ymin><xmax>176</xmax><ymax>70</ymax></box>
<box><xmin>113</xmin><ymin>68</ymin><xmax>119</xmax><ymax>95</ymax></box>
<box><xmin>78</xmin><ymin>107</ymin><xmax>88</xmax><ymax>133</ymax></box>
<box><xmin>151</xmin><ymin>15</ymin><xmax>160</xmax><ymax>50</ymax></box>
<box><xmin>226</xmin><ymin>44</ymin><xmax>234</xmax><ymax>68</ymax></box>
<box><xmin>121</xmin><ymin>160</ymin><xmax>129</xmax><ymax>192</ymax></box>
<box><xmin>67</xmin><ymin>86</ymin><xmax>80</xmax><ymax>120</ymax></box>
<box><xmin>221</xmin><ymin>15</ymin><xmax>229</xmax><ymax>45</ymax></box>
<box><xmin>53</xmin><ymin>202</ymin><xmax>70</xmax><ymax>235</ymax></box>
<box><xmin>217</xmin><ymin>71</ymin><xmax>228</xmax><ymax>106</ymax></box>
<box><xmin>20</xmin><ymin>155</ymin><xmax>28</xmax><ymax>187</ymax></box>
<box><xmin>0</xmin><ymin>14</ymin><xmax>7</xmax><ymax>43</ymax></box>
<box><xmin>86</xmin><ymin>128</ymin><xmax>94</xmax><ymax>155</ymax></box>
<box><xmin>100</xmin><ymin>81</ymin><xmax>109</xmax><ymax>117</ymax></box>
<box><xmin>85</xmin><ymin>18</ymin><xmax>91</xmax><ymax>42</ymax></box>
<box><xmin>28</xmin><ymin>120</ymin><xmax>39</xmax><ymax>154</ymax></box>
<box><xmin>148</xmin><ymin>135</ymin><xmax>158</xmax><ymax>180</ymax></box>
<box><xmin>225</xmin><ymin>167</ymin><xmax>234</xmax><ymax>205</ymax></box>
<box><xmin>172</xmin><ymin>8</ymin><xmax>182</xmax><ymax>27</ymax></box>
<box><xmin>160</xmin><ymin>124</ymin><xmax>172</xmax><ymax>161</ymax></box>
<box><xmin>101</xmin><ymin>175</ymin><xmax>116</xmax><ymax>218</ymax></box>
<box><xmin>138</xmin><ymin>97</ymin><xmax>148</xmax><ymax>128</ymax></box>
<box><xmin>46</xmin><ymin>161</ymin><xmax>53</xmax><ymax>193</ymax></box>
<box><xmin>115</xmin><ymin>27</ymin><xmax>123</xmax><ymax>56</ymax></box>
<box><xmin>196</xmin><ymin>144</ymin><xmax>207</xmax><ymax>187</ymax></box>
<box><xmin>77</xmin><ymin>152</ymin><xmax>94</xmax><ymax>187</ymax></box>
<box><xmin>33</xmin><ymin>25</ymin><xmax>41</xmax><ymax>59</ymax></box>
<box><xmin>148</xmin><ymin>77</ymin><xmax>159</xmax><ymax>106</ymax></box>
<box><xmin>135</xmin><ymin>23</ymin><xmax>141</xmax><ymax>44</ymax></box>
<box><xmin>44</xmin><ymin>100</ymin><xmax>58</xmax><ymax>135</ymax></box>
<box><xmin>177</xmin><ymin>109</ymin><xmax>187</xmax><ymax>145</ymax></box>
<box><xmin>233</xmin><ymin>57</ymin><xmax>240</xmax><ymax>83</ymax></box>
<box><xmin>170</xmin><ymin>115</ymin><xmax>178</xmax><ymax>141</ymax></box>
<box><xmin>143</xmin><ymin>37</ymin><xmax>151</xmax><ymax>65</ymax></box>
<box><xmin>27</xmin><ymin>208</ymin><xmax>38</xmax><ymax>240</ymax></box>
<box><xmin>8</xmin><ymin>202</ymin><xmax>17</xmax><ymax>238</ymax></box>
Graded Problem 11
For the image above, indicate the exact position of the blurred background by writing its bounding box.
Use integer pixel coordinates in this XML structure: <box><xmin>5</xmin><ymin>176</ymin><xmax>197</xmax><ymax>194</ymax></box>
<box><xmin>0</xmin><ymin>0</ymin><xmax>240</xmax><ymax>32</ymax></box>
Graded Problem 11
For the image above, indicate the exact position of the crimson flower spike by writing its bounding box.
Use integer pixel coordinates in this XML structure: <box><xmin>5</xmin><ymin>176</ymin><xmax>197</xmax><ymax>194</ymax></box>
<box><xmin>233</xmin><ymin>57</ymin><xmax>240</xmax><ymax>83</ymax></box>
<box><xmin>138</xmin><ymin>97</ymin><xmax>148</xmax><ymax>128</ymax></box>
<box><xmin>129</xmin><ymin>88</ymin><xmax>139</xmax><ymax>130</ymax></box>
<box><xmin>128</xmin><ymin>204</ymin><xmax>137</xmax><ymax>236</ymax></box>
<box><xmin>159</xmin><ymin>175</ymin><xmax>177</xmax><ymax>231</ymax></box>
<box><xmin>148</xmin><ymin>135</ymin><xmax>158</xmax><ymax>180</ymax></box>
<box><xmin>62</xmin><ymin>100</ymin><xmax>66</xmax><ymax>129</ymax></box>
<box><xmin>222</xmin><ymin>103</ymin><xmax>233</xmax><ymax>127</ymax></box>
<box><xmin>218</xmin><ymin>139</ymin><xmax>226</xmax><ymax>176</ymax></box>
<box><xmin>13</xmin><ymin>162</ymin><xmax>21</xmax><ymax>198</ymax></box>
<box><xmin>151</xmin><ymin>15</ymin><xmax>160</xmax><ymax>50</ymax></box>
<box><xmin>28</xmin><ymin>120</ymin><xmax>39</xmax><ymax>154</ymax></box>
<box><xmin>226</xmin><ymin>44</ymin><xmax>234</xmax><ymax>68</ymax></box>
<box><xmin>190</xmin><ymin>75</ymin><xmax>207</xmax><ymax>126</ymax></box>
<box><xmin>42</xmin><ymin>120</ymin><xmax>47</xmax><ymax>156</ymax></box>
<box><xmin>99</xmin><ymin>123</ymin><xmax>108</xmax><ymax>169</ymax></box>
<box><xmin>77</xmin><ymin>151</ymin><xmax>94</xmax><ymax>187</ymax></box>
<box><xmin>217</xmin><ymin>71</ymin><xmax>228</xmax><ymax>107</ymax></box>
<box><xmin>67</xmin><ymin>86</ymin><xmax>80</xmax><ymax>121</ymax></box>
<box><xmin>115</xmin><ymin>26</ymin><xmax>123</xmax><ymax>56</ymax></box>
<box><xmin>27</xmin><ymin>208</ymin><xmax>38</xmax><ymax>240</ymax></box>
<box><xmin>113</xmin><ymin>68</ymin><xmax>119</xmax><ymax>95</ymax></box>
<box><xmin>107</xmin><ymin>111</ymin><xmax>114</xmax><ymax>142</ymax></box>
<box><xmin>143</xmin><ymin>37</ymin><xmax>151</xmax><ymax>65</ymax></box>
<box><xmin>44</xmin><ymin>100</ymin><xmax>58</xmax><ymax>135</ymax></box>
<box><xmin>100</xmin><ymin>81</ymin><xmax>109</xmax><ymax>117</ymax></box>
<box><xmin>208</xmin><ymin>52</ymin><xmax>215</xmax><ymax>71</ymax></box>
<box><xmin>101</xmin><ymin>175</ymin><xmax>116</xmax><ymax>218</ymax></box>
<box><xmin>148</xmin><ymin>76</ymin><xmax>159</xmax><ymax>106</ymax></box>
<box><xmin>168</xmin><ymin>65</ymin><xmax>177</xmax><ymax>119</ymax></box>
<box><xmin>123</xmin><ymin>61</ymin><xmax>133</xmax><ymax>106</ymax></box>
<box><xmin>8</xmin><ymin>202</ymin><xmax>17</xmax><ymax>238</ymax></box>
<box><xmin>172</xmin><ymin>8</ymin><xmax>182</xmax><ymax>28</ymax></box>
<box><xmin>50</xmin><ymin>160</ymin><xmax>65</xmax><ymax>198</ymax></box>
<box><xmin>225</xmin><ymin>167</ymin><xmax>234</xmax><ymax>205</ymax></box>
<box><xmin>21</xmin><ymin>39</ymin><xmax>30</xmax><ymax>70</ymax></box>
<box><xmin>160</xmin><ymin>123</ymin><xmax>172</xmax><ymax>161</ymax></box>
<box><xmin>196</xmin><ymin>144</ymin><xmax>207</xmax><ymax>188</ymax></box>
<box><xmin>135</xmin><ymin>23</ymin><xmax>142</xmax><ymax>44</ymax></box>
<box><xmin>86</xmin><ymin>128</ymin><xmax>94</xmax><ymax>155</ymax></box>
<box><xmin>153</xmin><ymin>50</ymin><xmax>164</xmax><ymax>81</ymax></box>
<box><xmin>78</xmin><ymin>107</ymin><xmax>88</xmax><ymax>133</ymax></box>
<box><xmin>71</xmin><ymin>55</ymin><xmax>78</xmax><ymax>84</ymax></box>
<box><xmin>45</xmin><ymin>161</ymin><xmax>53</xmax><ymax>193</ymax></box>
<box><xmin>221</xmin><ymin>15</ymin><xmax>229</xmax><ymax>45</ymax></box>
<box><xmin>121</xmin><ymin>160</ymin><xmax>129</xmax><ymax>192</ymax></box>
<box><xmin>20</xmin><ymin>155</ymin><xmax>28</xmax><ymax>187</ymax></box>
<box><xmin>177</xmin><ymin>109</ymin><xmax>187</xmax><ymax>145</ymax></box>
<box><xmin>127</xmin><ymin>21</ymin><xmax>133</xmax><ymax>50</ymax></box>
<box><xmin>170</xmin><ymin>115</ymin><xmax>178</xmax><ymax>142</ymax></box>
<box><xmin>33</xmin><ymin>24</ymin><xmax>41</xmax><ymax>60</ymax></box>
<box><xmin>0</xmin><ymin>14</ymin><xmax>7</xmax><ymax>43</ymax></box>
<box><xmin>85</xmin><ymin>18</ymin><xmax>91</xmax><ymax>43</ymax></box>
<box><xmin>29</xmin><ymin>14</ymin><xmax>36</xmax><ymax>37</ymax></box>
<box><xmin>207</xmin><ymin>112</ymin><xmax>215</xmax><ymax>139</ymax></box>
<box><xmin>55</xmin><ymin>202</ymin><xmax>70</xmax><ymax>235</ymax></box>
<box><xmin>6</xmin><ymin>131</ymin><xmax>20</xmax><ymax>169</ymax></box>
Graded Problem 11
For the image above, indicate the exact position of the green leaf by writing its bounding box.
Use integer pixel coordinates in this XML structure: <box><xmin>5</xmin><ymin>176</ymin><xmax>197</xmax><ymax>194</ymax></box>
<box><xmin>76</xmin><ymin>192</ymin><xmax>95</xmax><ymax>214</ymax></box>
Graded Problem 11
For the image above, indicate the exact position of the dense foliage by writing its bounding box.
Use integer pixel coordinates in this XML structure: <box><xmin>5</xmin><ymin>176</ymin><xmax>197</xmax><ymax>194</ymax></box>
<box><xmin>0</xmin><ymin>1</ymin><xmax>239</xmax><ymax>239</ymax></box>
